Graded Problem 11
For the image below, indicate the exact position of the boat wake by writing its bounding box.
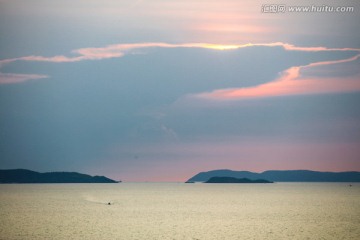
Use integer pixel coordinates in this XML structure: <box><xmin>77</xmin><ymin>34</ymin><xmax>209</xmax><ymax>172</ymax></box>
<box><xmin>83</xmin><ymin>195</ymin><xmax>115</xmax><ymax>205</ymax></box>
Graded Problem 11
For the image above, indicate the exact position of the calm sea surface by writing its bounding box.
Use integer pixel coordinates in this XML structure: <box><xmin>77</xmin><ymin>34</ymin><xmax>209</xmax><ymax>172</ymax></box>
<box><xmin>0</xmin><ymin>183</ymin><xmax>359</xmax><ymax>239</ymax></box>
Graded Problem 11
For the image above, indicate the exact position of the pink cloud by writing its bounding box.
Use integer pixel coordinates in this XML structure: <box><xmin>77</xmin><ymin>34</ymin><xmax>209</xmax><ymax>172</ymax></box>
<box><xmin>0</xmin><ymin>72</ymin><xmax>48</xmax><ymax>84</ymax></box>
<box><xmin>196</xmin><ymin>53</ymin><xmax>360</xmax><ymax>100</ymax></box>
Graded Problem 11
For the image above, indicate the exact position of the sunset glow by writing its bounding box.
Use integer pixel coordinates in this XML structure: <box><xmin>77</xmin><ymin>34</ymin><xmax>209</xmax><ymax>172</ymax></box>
<box><xmin>0</xmin><ymin>0</ymin><xmax>359</xmax><ymax>182</ymax></box>
<box><xmin>200</xmin><ymin>44</ymin><xmax>240</xmax><ymax>50</ymax></box>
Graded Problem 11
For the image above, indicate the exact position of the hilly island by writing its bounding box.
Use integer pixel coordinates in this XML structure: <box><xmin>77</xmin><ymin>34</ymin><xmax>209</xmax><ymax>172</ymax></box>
<box><xmin>205</xmin><ymin>177</ymin><xmax>273</xmax><ymax>183</ymax></box>
<box><xmin>188</xmin><ymin>170</ymin><xmax>360</xmax><ymax>183</ymax></box>
<box><xmin>0</xmin><ymin>169</ymin><xmax>119</xmax><ymax>183</ymax></box>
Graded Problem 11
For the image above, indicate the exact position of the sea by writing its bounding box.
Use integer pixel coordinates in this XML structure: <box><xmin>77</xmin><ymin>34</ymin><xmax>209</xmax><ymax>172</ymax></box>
<box><xmin>0</xmin><ymin>183</ymin><xmax>359</xmax><ymax>239</ymax></box>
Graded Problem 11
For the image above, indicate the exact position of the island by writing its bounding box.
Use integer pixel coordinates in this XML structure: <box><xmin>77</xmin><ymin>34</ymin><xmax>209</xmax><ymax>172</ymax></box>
<box><xmin>0</xmin><ymin>169</ymin><xmax>120</xmax><ymax>183</ymax></box>
<box><xmin>205</xmin><ymin>176</ymin><xmax>273</xmax><ymax>183</ymax></box>
<box><xmin>187</xmin><ymin>169</ymin><xmax>360</xmax><ymax>182</ymax></box>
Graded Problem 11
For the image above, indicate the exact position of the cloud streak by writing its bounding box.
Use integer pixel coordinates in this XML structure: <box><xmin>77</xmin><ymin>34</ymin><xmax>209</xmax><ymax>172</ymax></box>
<box><xmin>195</xmin><ymin>52</ymin><xmax>360</xmax><ymax>100</ymax></box>
<box><xmin>0</xmin><ymin>72</ymin><xmax>48</xmax><ymax>84</ymax></box>
<box><xmin>1</xmin><ymin>42</ymin><xmax>358</xmax><ymax>65</ymax></box>
<box><xmin>0</xmin><ymin>41</ymin><xmax>359</xmax><ymax>87</ymax></box>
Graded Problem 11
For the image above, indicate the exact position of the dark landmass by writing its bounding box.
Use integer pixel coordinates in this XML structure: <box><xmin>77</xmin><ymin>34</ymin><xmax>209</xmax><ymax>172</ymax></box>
<box><xmin>0</xmin><ymin>169</ymin><xmax>119</xmax><ymax>183</ymax></box>
<box><xmin>188</xmin><ymin>169</ymin><xmax>360</xmax><ymax>182</ymax></box>
<box><xmin>205</xmin><ymin>177</ymin><xmax>273</xmax><ymax>183</ymax></box>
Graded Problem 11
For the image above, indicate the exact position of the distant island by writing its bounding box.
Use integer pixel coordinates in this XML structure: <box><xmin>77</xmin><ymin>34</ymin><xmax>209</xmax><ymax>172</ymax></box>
<box><xmin>0</xmin><ymin>169</ymin><xmax>119</xmax><ymax>183</ymax></box>
<box><xmin>205</xmin><ymin>177</ymin><xmax>273</xmax><ymax>184</ymax></box>
<box><xmin>188</xmin><ymin>170</ymin><xmax>360</xmax><ymax>182</ymax></box>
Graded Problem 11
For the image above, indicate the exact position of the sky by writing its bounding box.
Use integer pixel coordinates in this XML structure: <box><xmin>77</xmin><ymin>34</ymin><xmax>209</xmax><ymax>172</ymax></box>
<box><xmin>0</xmin><ymin>0</ymin><xmax>359</xmax><ymax>182</ymax></box>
